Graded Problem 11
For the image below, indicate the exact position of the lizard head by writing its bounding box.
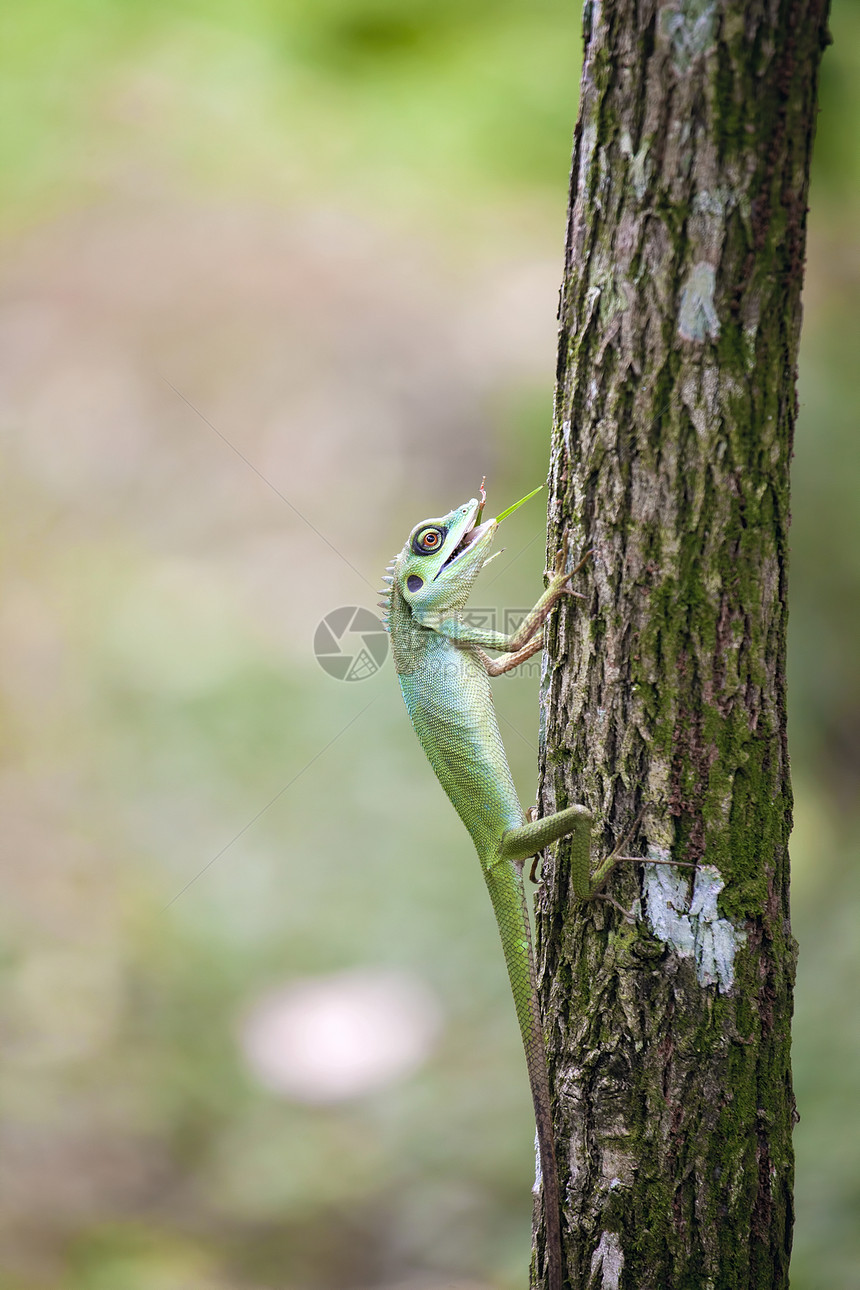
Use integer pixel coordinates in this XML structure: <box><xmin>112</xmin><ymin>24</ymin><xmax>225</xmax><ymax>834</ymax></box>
<box><xmin>383</xmin><ymin>482</ymin><xmax>543</xmax><ymax>619</ymax></box>
<box><xmin>394</xmin><ymin>494</ymin><xmax>498</xmax><ymax>614</ymax></box>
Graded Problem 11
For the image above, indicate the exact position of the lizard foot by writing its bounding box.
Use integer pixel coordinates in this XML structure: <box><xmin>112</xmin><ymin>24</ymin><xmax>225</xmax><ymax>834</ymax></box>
<box><xmin>547</xmin><ymin>537</ymin><xmax>592</xmax><ymax>597</ymax></box>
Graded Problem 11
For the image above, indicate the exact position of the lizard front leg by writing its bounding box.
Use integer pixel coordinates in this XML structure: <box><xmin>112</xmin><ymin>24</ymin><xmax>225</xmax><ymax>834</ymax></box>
<box><xmin>415</xmin><ymin>540</ymin><xmax>591</xmax><ymax>652</ymax></box>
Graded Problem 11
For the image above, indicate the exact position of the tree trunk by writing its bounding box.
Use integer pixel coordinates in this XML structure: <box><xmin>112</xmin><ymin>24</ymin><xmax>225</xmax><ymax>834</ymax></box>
<box><xmin>534</xmin><ymin>2</ymin><xmax>829</xmax><ymax>1287</ymax></box>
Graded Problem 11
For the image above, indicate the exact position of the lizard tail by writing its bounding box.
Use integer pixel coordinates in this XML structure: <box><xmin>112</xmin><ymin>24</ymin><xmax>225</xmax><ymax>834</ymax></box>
<box><xmin>485</xmin><ymin>855</ymin><xmax>563</xmax><ymax>1290</ymax></box>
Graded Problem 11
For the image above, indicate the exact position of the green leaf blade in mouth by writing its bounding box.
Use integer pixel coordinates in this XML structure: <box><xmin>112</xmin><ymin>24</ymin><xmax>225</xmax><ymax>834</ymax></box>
<box><xmin>495</xmin><ymin>485</ymin><xmax>543</xmax><ymax>524</ymax></box>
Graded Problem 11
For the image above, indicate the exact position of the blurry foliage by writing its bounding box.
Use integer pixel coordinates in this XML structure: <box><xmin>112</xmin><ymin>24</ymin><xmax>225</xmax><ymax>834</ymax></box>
<box><xmin>0</xmin><ymin>1</ymin><xmax>857</xmax><ymax>1288</ymax></box>
<box><xmin>0</xmin><ymin>0</ymin><xmax>577</xmax><ymax>233</ymax></box>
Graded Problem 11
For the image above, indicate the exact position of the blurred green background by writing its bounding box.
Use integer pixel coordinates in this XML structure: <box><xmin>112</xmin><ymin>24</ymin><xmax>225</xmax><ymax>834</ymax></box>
<box><xmin>1</xmin><ymin>2</ymin><xmax>857</xmax><ymax>1288</ymax></box>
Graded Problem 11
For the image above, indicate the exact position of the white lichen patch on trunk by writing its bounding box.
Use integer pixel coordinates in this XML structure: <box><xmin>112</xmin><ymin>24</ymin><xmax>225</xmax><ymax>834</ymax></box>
<box><xmin>678</xmin><ymin>261</ymin><xmax>720</xmax><ymax>341</ymax></box>
<box><xmin>643</xmin><ymin>852</ymin><xmax>746</xmax><ymax>990</ymax></box>
<box><xmin>659</xmin><ymin>0</ymin><xmax>718</xmax><ymax>73</ymax></box>
<box><xmin>589</xmin><ymin>1230</ymin><xmax>625</xmax><ymax>1289</ymax></box>
<box><xmin>619</xmin><ymin>127</ymin><xmax>651</xmax><ymax>201</ymax></box>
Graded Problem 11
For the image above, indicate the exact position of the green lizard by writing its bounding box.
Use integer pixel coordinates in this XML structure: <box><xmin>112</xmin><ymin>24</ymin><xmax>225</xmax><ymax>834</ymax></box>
<box><xmin>378</xmin><ymin>484</ymin><xmax>646</xmax><ymax>1290</ymax></box>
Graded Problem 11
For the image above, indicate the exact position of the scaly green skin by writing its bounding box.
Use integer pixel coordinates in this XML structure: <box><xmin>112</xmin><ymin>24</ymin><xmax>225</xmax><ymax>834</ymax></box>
<box><xmin>380</xmin><ymin>492</ymin><xmax>613</xmax><ymax>1290</ymax></box>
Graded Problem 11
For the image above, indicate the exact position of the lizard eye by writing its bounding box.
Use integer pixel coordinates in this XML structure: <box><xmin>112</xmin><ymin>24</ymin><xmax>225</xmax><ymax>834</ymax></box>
<box><xmin>412</xmin><ymin>526</ymin><xmax>445</xmax><ymax>555</ymax></box>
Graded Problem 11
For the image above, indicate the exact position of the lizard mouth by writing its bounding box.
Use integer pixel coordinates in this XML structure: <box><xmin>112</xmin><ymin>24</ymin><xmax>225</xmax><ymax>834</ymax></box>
<box><xmin>440</xmin><ymin>512</ymin><xmax>494</xmax><ymax>572</ymax></box>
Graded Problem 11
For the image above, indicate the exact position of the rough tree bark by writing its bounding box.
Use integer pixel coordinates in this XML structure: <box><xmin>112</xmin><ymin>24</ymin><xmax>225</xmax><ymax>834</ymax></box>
<box><xmin>534</xmin><ymin>2</ymin><xmax>829</xmax><ymax>1287</ymax></box>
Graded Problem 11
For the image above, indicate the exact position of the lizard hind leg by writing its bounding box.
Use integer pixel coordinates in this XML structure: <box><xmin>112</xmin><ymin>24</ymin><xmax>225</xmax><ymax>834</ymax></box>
<box><xmin>497</xmin><ymin>804</ymin><xmax>593</xmax><ymax>868</ymax></box>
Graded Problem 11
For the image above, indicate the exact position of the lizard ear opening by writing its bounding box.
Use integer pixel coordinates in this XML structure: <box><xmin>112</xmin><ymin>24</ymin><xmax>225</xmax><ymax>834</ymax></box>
<box><xmin>407</xmin><ymin>575</ymin><xmax>424</xmax><ymax>592</ymax></box>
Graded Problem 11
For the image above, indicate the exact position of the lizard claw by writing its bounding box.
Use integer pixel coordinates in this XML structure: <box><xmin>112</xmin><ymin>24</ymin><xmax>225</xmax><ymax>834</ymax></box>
<box><xmin>593</xmin><ymin>892</ymin><xmax>638</xmax><ymax>923</ymax></box>
<box><xmin>548</xmin><ymin>538</ymin><xmax>592</xmax><ymax>592</ymax></box>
